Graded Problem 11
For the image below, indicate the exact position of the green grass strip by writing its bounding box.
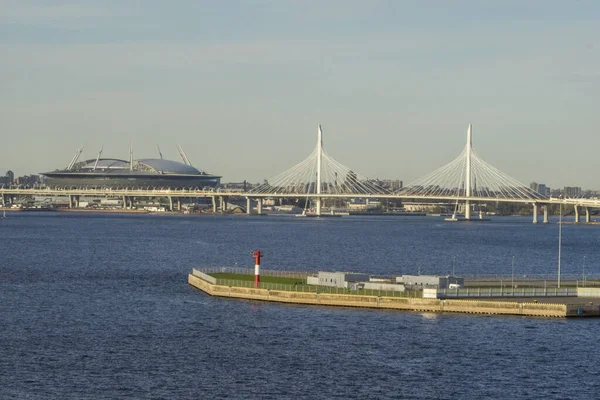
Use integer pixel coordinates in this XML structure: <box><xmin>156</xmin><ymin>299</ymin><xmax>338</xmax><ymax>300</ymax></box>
<box><xmin>209</xmin><ymin>273</ymin><xmax>305</xmax><ymax>285</ymax></box>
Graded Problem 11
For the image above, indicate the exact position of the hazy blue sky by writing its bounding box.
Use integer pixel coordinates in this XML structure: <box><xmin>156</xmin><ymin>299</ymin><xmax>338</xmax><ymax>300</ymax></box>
<box><xmin>1</xmin><ymin>0</ymin><xmax>599</xmax><ymax>188</ymax></box>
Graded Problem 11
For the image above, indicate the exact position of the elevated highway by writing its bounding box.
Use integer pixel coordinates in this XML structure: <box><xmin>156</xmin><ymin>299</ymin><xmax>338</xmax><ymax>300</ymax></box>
<box><xmin>1</xmin><ymin>187</ymin><xmax>598</xmax><ymax>223</ymax></box>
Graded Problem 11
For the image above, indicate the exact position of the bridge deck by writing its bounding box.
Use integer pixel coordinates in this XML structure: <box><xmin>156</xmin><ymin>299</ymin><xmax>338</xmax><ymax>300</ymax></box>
<box><xmin>1</xmin><ymin>188</ymin><xmax>597</xmax><ymax>206</ymax></box>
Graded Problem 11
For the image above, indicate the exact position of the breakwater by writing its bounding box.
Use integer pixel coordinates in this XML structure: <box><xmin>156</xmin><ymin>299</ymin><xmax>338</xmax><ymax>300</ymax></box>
<box><xmin>188</xmin><ymin>271</ymin><xmax>600</xmax><ymax>318</ymax></box>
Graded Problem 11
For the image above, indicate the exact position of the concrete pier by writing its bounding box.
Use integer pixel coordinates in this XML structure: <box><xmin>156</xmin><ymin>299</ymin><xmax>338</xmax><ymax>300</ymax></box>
<box><xmin>532</xmin><ymin>204</ymin><xmax>538</xmax><ymax>224</ymax></box>
<box><xmin>69</xmin><ymin>194</ymin><xmax>79</xmax><ymax>208</ymax></box>
<box><xmin>212</xmin><ymin>196</ymin><xmax>217</xmax><ymax>213</ymax></box>
<box><xmin>574</xmin><ymin>205</ymin><xmax>580</xmax><ymax>223</ymax></box>
<box><xmin>188</xmin><ymin>272</ymin><xmax>600</xmax><ymax>318</ymax></box>
<box><xmin>257</xmin><ymin>198</ymin><xmax>263</xmax><ymax>215</ymax></box>
<box><xmin>543</xmin><ymin>205</ymin><xmax>549</xmax><ymax>224</ymax></box>
<box><xmin>465</xmin><ymin>200</ymin><xmax>471</xmax><ymax>220</ymax></box>
<box><xmin>586</xmin><ymin>207</ymin><xmax>591</xmax><ymax>223</ymax></box>
<box><xmin>122</xmin><ymin>195</ymin><xmax>135</xmax><ymax>209</ymax></box>
<box><xmin>246</xmin><ymin>197</ymin><xmax>251</xmax><ymax>215</ymax></box>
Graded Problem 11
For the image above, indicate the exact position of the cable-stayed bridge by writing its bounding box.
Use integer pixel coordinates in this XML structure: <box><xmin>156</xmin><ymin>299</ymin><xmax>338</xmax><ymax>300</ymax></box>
<box><xmin>2</xmin><ymin>124</ymin><xmax>598</xmax><ymax>222</ymax></box>
<box><xmin>248</xmin><ymin>125</ymin><xmax>391</xmax><ymax>215</ymax></box>
<box><xmin>244</xmin><ymin>124</ymin><xmax>596</xmax><ymax>221</ymax></box>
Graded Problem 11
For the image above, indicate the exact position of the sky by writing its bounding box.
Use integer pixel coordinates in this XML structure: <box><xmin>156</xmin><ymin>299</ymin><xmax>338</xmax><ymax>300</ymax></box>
<box><xmin>1</xmin><ymin>0</ymin><xmax>599</xmax><ymax>188</ymax></box>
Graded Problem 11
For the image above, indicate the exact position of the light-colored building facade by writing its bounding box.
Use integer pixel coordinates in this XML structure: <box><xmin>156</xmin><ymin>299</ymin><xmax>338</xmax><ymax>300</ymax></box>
<box><xmin>307</xmin><ymin>272</ymin><xmax>405</xmax><ymax>292</ymax></box>
<box><xmin>396</xmin><ymin>275</ymin><xmax>464</xmax><ymax>289</ymax></box>
<box><xmin>564</xmin><ymin>186</ymin><xmax>582</xmax><ymax>198</ymax></box>
<box><xmin>312</xmin><ymin>272</ymin><xmax>370</xmax><ymax>288</ymax></box>
<box><xmin>361</xmin><ymin>282</ymin><xmax>405</xmax><ymax>292</ymax></box>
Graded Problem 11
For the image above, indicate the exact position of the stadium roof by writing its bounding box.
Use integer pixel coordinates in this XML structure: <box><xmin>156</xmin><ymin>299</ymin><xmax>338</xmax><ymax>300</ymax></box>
<box><xmin>138</xmin><ymin>158</ymin><xmax>201</xmax><ymax>175</ymax></box>
<box><xmin>81</xmin><ymin>159</ymin><xmax>128</xmax><ymax>170</ymax></box>
<box><xmin>79</xmin><ymin>158</ymin><xmax>203</xmax><ymax>175</ymax></box>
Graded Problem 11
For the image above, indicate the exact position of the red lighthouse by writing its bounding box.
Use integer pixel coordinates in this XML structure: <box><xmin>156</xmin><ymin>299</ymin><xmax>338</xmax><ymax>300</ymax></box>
<box><xmin>251</xmin><ymin>250</ymin><xmax>263</xmax><ymax>288</ymax></box>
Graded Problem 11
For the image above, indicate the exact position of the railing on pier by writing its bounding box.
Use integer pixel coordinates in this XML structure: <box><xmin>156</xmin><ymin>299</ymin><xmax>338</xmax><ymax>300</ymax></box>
<box><xmin>195</xmin><ymin>267</ymin><xmax>314</xmax><ymax>280</ymax></box>
<box><xmin>192</xmin><ymin>269</ymin><xmax>217</xmax><ymax>284</ymax></box>
<box><xmin>461</xmin><ymin>273</ymin><xmax>600</xmax><ymax>282</ymax></box>
<box><xmin>436</xmin><ymin>287</ymin><xmax>578</xmax><ymax>299</ymax></box>
<box><xmin>192</xmin><ymin>267</ymin><xmax>420</xmax><ymax>298</ymax></box>
<box><xmin>213</xmin><ymin>279</ymin><xmax>420</xmax><ymax>298</ymax></box>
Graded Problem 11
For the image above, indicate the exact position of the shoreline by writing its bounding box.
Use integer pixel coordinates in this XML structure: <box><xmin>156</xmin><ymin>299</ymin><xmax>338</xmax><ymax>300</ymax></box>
<box><xmin>58</xmin><ymin>208</ymin><xmax>150</xmax><ymax>214</ymax></box>
<box><xmin>3</xmin><ymin>208</ymin><xmax>600</xmax><ymax>224</ymax></box>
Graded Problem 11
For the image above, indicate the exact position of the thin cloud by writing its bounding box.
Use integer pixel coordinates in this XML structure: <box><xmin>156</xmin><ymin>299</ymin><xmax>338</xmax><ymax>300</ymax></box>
<box><xmin>0</xmin><ymin>0</ymin><xmax>120</xmax><ymax>27</ymax></box>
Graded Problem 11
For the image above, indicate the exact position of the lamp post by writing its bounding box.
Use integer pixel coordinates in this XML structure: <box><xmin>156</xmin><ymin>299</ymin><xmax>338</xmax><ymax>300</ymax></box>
<box><xmin>452</xmin><ymin>256</ymin><xmax>456</xmax><ymax>277</ymax></box>
<box><xmin>583</xmin><ymin>256</ymin><xmax>587</xmax><ymax>288</ymax></box>
<box><xmin>558</xmin><ymin>200</ymin><xmax>563</xmax><ymax>289</ymax></box>
<box><xmin>511</xmin><ymin>256</ymin><xmax>515</xmax><ymax>291</ymax></box>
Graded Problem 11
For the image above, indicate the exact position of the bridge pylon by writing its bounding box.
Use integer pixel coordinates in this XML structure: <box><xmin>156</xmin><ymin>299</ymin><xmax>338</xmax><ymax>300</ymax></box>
<box><xmin>398</xmin><ymin>124</ymin><xmax>547</xmax><ymax>211</ymax></box>
<box><xmin>316</xmin><ymin>125</ymin><xmax>323</xmax><ymax>216</ymax></box>
<box><xmin>465</xmin><ymin>124</ymin><xmax>472</xmax><ymax>220</ymax></box>
<box><xmin>248</xmin><ymin>125</ymin><xmax>390</xmax><ymax>214</ymax></box>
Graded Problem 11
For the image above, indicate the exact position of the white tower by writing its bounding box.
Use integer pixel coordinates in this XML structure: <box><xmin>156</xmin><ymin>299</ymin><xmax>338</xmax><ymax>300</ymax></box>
<box><xmin>465</xmin><ymin>124</ymin><xmax>472</xmax><ymax>220</ymax></box>
<box><xmin>129</xmin><ymin>142</ymin><xmax>134</xmax><ymax>171</ymax></box>
<box><xmin>316</xmin><ymin>125</ymin><xmax>323</xmax><ymax>216</ymax></box>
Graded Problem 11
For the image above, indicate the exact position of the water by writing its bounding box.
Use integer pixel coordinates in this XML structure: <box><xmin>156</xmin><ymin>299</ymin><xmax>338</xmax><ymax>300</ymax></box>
<box><xmin>1</xmin><ymin>213</ymin><xmax>600</xmax><ymax>399</ymax></box>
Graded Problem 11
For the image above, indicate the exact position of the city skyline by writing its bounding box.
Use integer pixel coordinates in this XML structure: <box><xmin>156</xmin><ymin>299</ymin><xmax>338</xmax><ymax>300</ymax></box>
<box><xmin>3</xmin><ymin>168</ymin><xmax>600</xmax><ymax>198</ymax></box>
<box><xmin>1</xmin><ymin>1</ymin><xmax>599</xmax><ymax>188</ymax></box>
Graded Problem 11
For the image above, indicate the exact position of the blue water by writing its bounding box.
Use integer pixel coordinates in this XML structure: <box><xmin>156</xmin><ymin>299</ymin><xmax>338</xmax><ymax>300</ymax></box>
<box><xmin>1</xmin><ymin>213</ymin><xmax>600</xmax><ymax>399</ymax></box>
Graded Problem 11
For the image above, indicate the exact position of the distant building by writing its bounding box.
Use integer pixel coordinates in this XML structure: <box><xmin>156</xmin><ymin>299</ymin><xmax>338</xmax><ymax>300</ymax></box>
<box><xmin>274</xmin><ymin>205</ymin><xmax>302</xmax><ymax>213</ymax></box>
<box><xmin>347</xmin><ymin>199</ymin><xmax>380</xmax><ymax>211</ymax></box>
<box><xmin>530</xmin><ymin>182</ymin><xmax>548</xmax><ymax>196</ymax></box>
<box><xmin>1</xmin><ymin>171</ymin><xmax>14</xmax><ymax>186</ymax></box>
<box><xmin>361</xmin><ymin>281</ymin><xmax>406</xmax><ymax>292</ymax></box>
<box><xmin>564</xmin><ymin>186</ymin><xmax>582</xmax><ymax>198</ymax></box>
<box><xmin>306</xmin><ymin>271</ymin><xmax>405</xmax><ymax>292</ymax></box>
<box><xmin>537</xmin><ymin>184</ymin><xmax>547</xmax><ymax>196</ymax></box>
<box><xmin>310</xmin><ymin>272</ymin><xmax>370</xmax><ymax>288</ymax></box>
<box><xmin>15</xmin><ymin>174</ymin><xmax>41</xmax><ymax>187</ymax></box>
<box><xmin>221</xmin><ymin>180</ymin><xmax>247</xmax><ymax>192</ymax></box>
<box><xmin>379</xmin><ymin>179</ymin><xmax>403</xmax><ymax>191</ymax></box>
<box><xmin>41</xmin><ymin>146</ymin><xmax>220</xmax><ymax>189</ymax></box>
<box><xmin>402</xmin><ymin>202</ymin><xmax>440</xmax><ymax>212</ymax></box>
<box><xmin>396</xmin><ymin>275</ymin><xmax>464</xmax><ymax>290</ymax></box>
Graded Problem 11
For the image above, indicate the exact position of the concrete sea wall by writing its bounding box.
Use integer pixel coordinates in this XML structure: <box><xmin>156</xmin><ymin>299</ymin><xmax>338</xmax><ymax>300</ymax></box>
<box><xmin>189</xmin><ymin>273</ymin><xmax>600</xmax><ymax>318</ymax></box>
<box><xmin>577</xmin><ymin>288</ymin><xmax>600</xmax><ymax>298</ymax></box>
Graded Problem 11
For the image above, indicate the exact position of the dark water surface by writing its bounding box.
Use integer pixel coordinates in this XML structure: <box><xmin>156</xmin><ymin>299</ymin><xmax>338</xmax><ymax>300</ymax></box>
<box><xmin>1</xmin><ymin>213</ymin><xmax>600</xmax><ymax>399</ymax></box>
